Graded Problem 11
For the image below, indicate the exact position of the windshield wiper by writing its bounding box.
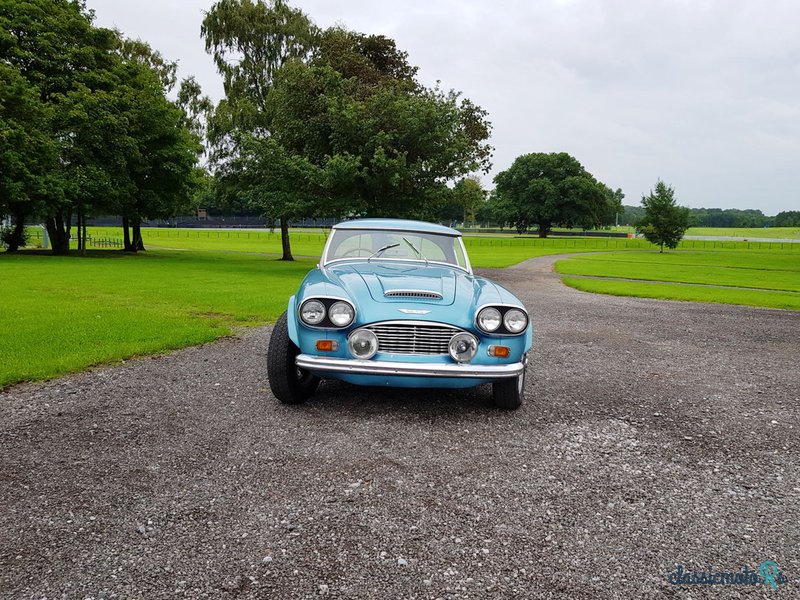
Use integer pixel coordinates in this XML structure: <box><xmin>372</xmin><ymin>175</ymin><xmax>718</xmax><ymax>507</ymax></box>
<box><xmin>402</xmin><ymin>237</ymin><xmax>429</xmax><ymax>266</ymax></box>
<box><xmin>367</xmin><ymin>243</ymin><xmax>399</xmax><ymax>262</ymax></box>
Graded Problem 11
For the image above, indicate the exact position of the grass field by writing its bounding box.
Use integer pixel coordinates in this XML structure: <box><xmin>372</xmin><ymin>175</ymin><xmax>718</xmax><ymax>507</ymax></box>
<box><xmin>0</xmin><ymin>251</ymin><xmax>313</xmax><ymax>387</ymax></box>
<box><xmin>685</xmin><ymin>226</ymin><xmax>800</xmax><ymax>239</ymax></box>
<box><xmin>556</xmin><ymin>251</ymin><xmax>800</xmax><ymax>310</ymax></box>
<box><xmin>4</xmin><ymin>227</ymin><xmax>799</xmax><ymax>388</ymax></box>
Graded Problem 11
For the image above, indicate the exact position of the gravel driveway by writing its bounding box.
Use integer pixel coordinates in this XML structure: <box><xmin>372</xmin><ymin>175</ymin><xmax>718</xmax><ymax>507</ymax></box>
<box><xmin>1</xmin><ymin>255</ymin><xmax>798</xmax><ymax>599</ymax></box>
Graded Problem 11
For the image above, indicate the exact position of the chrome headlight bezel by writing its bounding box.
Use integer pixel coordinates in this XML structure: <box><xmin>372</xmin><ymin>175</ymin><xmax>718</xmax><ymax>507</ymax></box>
<box><xmin>476</xmin><ymin>307</ymin><xmax>502</xmax><ymax>333</ymax></box>
<box><xmin>329</xmin><ymin>301</ymin><xmax>355</xmax><ymax>327</ymax></box>
<box><xmin>299</xmin><ymin>299</ymin><xmax>326</xmax><ymax>326</ymax></box>
<box><xmin>298</xmin><ymin>297</ymin><xmax>356</xmax><ymax>329</ymax></box>
<box><xmin>448</xmin><ymin>332</ymin><xmax>478</xmax><ymax>363</ymax></box>
<box><xmin>348</xmin><ymin>328</ymin><xmax>378</xmax><ymax>359</ymax></box>
<box><xmin>475</xmin><ymin>304</ymin><xmax>529</xmax><ymax>336</ymax></box>
<box><xmin>503</xmin><ymin>308</ymin><xmax>528</xmax><ymax>334</ymax></box>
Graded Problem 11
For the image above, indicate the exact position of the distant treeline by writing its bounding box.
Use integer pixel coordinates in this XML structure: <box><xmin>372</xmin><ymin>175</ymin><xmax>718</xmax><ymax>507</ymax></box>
<box><xmin>620</xmin><ymin>206</ymin><xmax>800</xmax><ymax>228</ymax></box>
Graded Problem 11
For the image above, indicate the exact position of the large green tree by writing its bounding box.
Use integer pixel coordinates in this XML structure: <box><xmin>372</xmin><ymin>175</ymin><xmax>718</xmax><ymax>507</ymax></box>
<box><xmin>0</xmin><ymin>0</ymin><xmax>120</xmax><ymax>253</ymax></box>
<box><xmin>266</xmin><ymin>47</ymin><xmax>491</xmax><ymax>219</ymax></box>
<box><xmin>638</xmin><ymin>180</ymin><xmax>690</xmax><ymax>252</ymax></box>
<box><xmin>1</xmin><ymin>0</ymin><xmax>204</xmax><ymax>254</ymax></box>
<box><xmin>202</xmin><ymin>0</ymin><xmax>317</xmax><ymax>259</ymax></box>
<box><xmin>0</xmin><ymin>63</ymin><xmax>59</xmax><ymax>251</ymax></box>
<box><xmin>202</xmin><ymin>1</ymin><xmax>492</xmax><ymax>260</ymax></box>
<box><xmin>493</xmin><ymin>152</ymin><xmax>618</xmax><ymax>237</ymax></box>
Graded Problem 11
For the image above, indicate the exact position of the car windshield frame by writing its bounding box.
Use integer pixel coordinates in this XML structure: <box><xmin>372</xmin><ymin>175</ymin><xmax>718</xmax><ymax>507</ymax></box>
<box><xmin>321</xmin><ymin>227</ymin><xmax>472</xmax><ymax>274</ymax></box>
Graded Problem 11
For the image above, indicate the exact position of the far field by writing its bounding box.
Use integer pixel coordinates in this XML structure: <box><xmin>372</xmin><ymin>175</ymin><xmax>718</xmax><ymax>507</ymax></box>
<box><xmin>3</xmin><ymin>228</ymin><xmax>798</xmax><ymax>388</ymax></box>
<box><xmin>685</xmin><ymin>226</ymin><xmax>800</xmax><ymax>239</ymax></box>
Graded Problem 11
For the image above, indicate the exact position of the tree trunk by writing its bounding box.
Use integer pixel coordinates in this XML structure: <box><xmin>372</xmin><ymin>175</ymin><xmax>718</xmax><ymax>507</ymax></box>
<box><xmin>82</xmin><ymin>214</ymin><xmax>88</xmax><ymax>253</ymax></box>
<box><xmin>132</xmin><ymin>221</ymin><xmax>145</xmax><ymax>251</ymax></box>
<box><xmin>280</xmin><ymin>215</ymin><xmax>293</xmax><ymax>261</ymax></box>
<box><xmin>537</xmin><ymin>224</ymin><xmax>549</xmax><ymax>238</ymax></box>
<box><xmin>122</xmin><ymin>216</ymin><xmax>133</xmax><ymax>251</ymax></box>
<box><xmin>4</xmin><ymin>213</ymin><xmax>26</xmax><ymax>252</ymax></box>
<box><xmin>76</xmin><ymin>210</ymin><xmax>84</xmax><ymax>253</ymax></box>
<box><xmin>45</xmin><ymin>212</ymin><xmax>71</xmax><ymax>255</ymax></box>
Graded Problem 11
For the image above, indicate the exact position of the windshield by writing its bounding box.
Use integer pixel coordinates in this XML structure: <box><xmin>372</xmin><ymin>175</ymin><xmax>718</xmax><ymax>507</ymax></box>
<box><xmin>323</xmin><ymin>229</ymin><xmax>470</xmax><ymax>271</ymax></box>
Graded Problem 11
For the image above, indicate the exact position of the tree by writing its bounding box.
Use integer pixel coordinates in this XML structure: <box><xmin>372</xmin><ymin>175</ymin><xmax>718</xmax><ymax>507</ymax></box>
<box><xmin>202</xmin><ymin>0</ymin><xmax>318</xmax><ymax>259</ymax></box>
<box><xmin>493</xmin><ymin>152</ymin><xmax>617</xmax><ymax>237</ymax></box>
<box><xmin>0</xmin><ymin>0</ymin><xmax>120</xmax><ymax>253</ymax></box>
<box><xmin>774</xmin><ymin>211</ymin><xmax>800</xmax><ymax>227</ymax></box>
<box><xmin>202</xmin><ymin>2</ymin><xmax>492</xmax><ymax>258</ymax></box>
<box><xmin>1</xmin><ymin>0</ymin><xmax>203</xmax><ymax>254</ymax></box>
<box><xmin>266</xmin><ymin>49</ymin><xmax>492</xmax><ymax>221</ymax></box>
<box><xmin>439</xmin><ymin>177</ymin><xmax>485</xmax><ymax>224</ymax></box>
<box><xmin>113</xmin><ymin>57</ymin><xmax>203</xmax><ymax>252</ymax></box>
<box><xmin>638</xmin><ymin>180</ymin><xmax>690</xmax><ymax>252</ymax></box>
<box><xmin>0</xmin><ymin>63</ymin><xmax>59</xmax><ymax>251</ymax></box>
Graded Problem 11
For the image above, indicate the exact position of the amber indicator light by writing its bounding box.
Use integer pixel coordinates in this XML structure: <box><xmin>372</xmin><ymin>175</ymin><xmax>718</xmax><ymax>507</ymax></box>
<box><xmin>316</xmin><ymin>340</ymin><xmax>337</xmax><ymax>352</ymax></box>
<box><xmin>489</xmin><ymin>345</ymin><xmax>510</xmax><ymax>358</ymax></box>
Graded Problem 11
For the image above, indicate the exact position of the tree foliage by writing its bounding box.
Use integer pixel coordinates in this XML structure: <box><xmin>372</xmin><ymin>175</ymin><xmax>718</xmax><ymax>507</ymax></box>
<box><xmin>438</xmin><ymin>177</ymin><xmax>486</xmax><ymax>224</ymax></box>
<box><xmin>638</xmin><ymin>180</ymin><xmax>690</xmax><ymax>252</ymax></box>
<box><xmin>774</xmin><ymin>211</ymin><xmax>800</xmax><ymax>227</ymax></box>
<box><xmin>202</xmin><ymin>1</ymin><xmax>492</xmax><ymax>259</ymax></box>
<box><xmin>0</xmin><ymin>0</ymin><xmax>204</xmax><ymax>254</ymax></box>
<box><xmin>493</xmin><ymin>152</ymin><xmax>619</xmax><ymax>237</ymax></box>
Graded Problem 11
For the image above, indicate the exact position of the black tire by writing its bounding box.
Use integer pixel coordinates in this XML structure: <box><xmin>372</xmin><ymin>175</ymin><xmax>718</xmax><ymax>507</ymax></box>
<box><xmin>267</xmin><ymin>312</ymin><xmax>319</xmax><ymax>404</ymax></box>
<box><xmin>492</xmin><ymin>360</ymin><xmax>526</xmax><ymax>410</ymax></box>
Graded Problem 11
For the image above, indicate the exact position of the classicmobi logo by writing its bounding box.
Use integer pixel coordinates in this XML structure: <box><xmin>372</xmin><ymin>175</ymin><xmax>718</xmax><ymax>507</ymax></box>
<box><xmin>667</xmin><ymin>561</ymin><xmax>788</xmax><ymax>589</ymax></box>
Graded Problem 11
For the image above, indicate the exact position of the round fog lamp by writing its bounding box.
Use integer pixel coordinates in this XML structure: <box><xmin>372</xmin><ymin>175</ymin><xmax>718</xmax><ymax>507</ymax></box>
<box><xmin>477</xmin><ymin>307</ymin><xmax>501</xmax><ymax>332</ymax></box>
<box><xmin>503</xmin><ymin>308</ymin><xmax>528</xmax><ymax>334</ymax></box>
<box><xmin>348</xmin><ymin>329</ymin><xmax>378</xmax><ymax>359</ymax></box>
<box><xmin>448</xmin><ymin>332</ymin><xmax>478</xmax><ymax>363</ymax></box>
<box><xmin>300</xmin><ymin>299</ymin><xmax>325</xmax><ymax>325</ymax></box>
<box><xmin>329</xmin><ymin>301</ymin><xmax>355</xmax><ymax>327</ymax></box>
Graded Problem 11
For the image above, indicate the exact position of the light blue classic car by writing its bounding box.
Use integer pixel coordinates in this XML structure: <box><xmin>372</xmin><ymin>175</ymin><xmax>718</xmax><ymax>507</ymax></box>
<box><xmin>267</xmin><ymin>219</ymin><xmax>532</xmax><ymax>409</ymax></box>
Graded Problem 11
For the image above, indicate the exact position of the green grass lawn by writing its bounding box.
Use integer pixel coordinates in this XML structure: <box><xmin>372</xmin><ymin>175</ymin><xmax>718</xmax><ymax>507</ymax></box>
<box><xmin>5</xmin><ymin>229</ymin><xmax>798</xmax><ymax>388</ymax></box>
<box><xmin>686</xmin><ymin>226</ymin><xmax>800</xmax><ymax>239</ymax></box>
<box><xmin>0</xmin><ymin>250</ymin><xmax>314</xmax><ymax>387</ymax></box>
<box><xmin>556</xmin><ymin>250</ymin><xmax>800</xmax><ymax>310</ymax></box>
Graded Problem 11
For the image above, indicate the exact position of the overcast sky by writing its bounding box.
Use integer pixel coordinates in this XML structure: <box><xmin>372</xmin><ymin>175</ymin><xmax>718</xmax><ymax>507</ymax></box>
<box><xmin>88</xmin><ymin>0</ymin><xmax>800</xmax><ymax>215</ymax></box>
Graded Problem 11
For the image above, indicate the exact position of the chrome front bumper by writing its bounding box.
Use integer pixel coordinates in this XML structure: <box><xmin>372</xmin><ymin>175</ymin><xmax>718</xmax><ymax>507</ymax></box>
<box><xmin>295</xmin><ymin>354</ymin><xmax>524</xmax><ymax>379</ymax></box>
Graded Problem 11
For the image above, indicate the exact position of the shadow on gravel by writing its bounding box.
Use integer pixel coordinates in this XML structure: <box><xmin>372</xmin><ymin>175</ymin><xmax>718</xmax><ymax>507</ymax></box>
<box><xmin>295</xmin><ymin>379</ymin><xmax>504</xmax><ymax>417</ymax></box>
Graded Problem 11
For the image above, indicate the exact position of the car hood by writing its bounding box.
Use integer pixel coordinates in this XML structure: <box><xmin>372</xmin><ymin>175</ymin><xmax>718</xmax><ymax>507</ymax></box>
<box><xmin>297</xmin><ymin>260</ymin><xmax>523</xmax><ymax>331</ymax></box>
<box><xmin>330</xmin><ymin>261</ymin><xmax>459</xmax><ymax>305</ymax></box>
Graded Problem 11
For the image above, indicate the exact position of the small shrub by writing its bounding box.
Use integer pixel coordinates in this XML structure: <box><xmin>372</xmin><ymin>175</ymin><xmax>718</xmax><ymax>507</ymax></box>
<box><xmin>1</xmin><ymin>223</ymin><xmax>30</xmax><ymax>250</ymax></box>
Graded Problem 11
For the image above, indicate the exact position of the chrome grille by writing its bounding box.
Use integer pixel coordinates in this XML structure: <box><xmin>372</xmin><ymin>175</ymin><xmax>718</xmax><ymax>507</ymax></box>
<box><xmin>366</xmin><ymin>321</ymin><xmax>460</xmax><ymax>355</ymax></box>
<box><xmin>384</xmin><ymin>290</ymin><xmax>443</xmax><ymax>300</ymax></box>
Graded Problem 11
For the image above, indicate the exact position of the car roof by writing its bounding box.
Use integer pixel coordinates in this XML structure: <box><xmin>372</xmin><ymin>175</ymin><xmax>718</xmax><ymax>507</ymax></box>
<box><xmin>332</xmin><ymin>219</ymin><xmax>461</xmax><ymax>237</ymax></box>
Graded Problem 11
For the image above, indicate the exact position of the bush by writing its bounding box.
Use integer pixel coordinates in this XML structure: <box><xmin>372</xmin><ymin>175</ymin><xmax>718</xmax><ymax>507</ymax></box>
<box><xmin>1</xmin><ymin>223</ymin><xmax>30</xmax><ymax>250</ymax></box>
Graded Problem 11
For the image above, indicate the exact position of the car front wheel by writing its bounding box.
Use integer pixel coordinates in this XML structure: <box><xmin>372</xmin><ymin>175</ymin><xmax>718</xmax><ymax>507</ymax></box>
<box><xmin>267</xmin><ymin>312</ymin><xmax>320</xmax><ymax>404</ymax></box>
<box><xmin>492</xmin><ymin>357</ymin><xmax>526</xmax><ymax>410</ymax></box>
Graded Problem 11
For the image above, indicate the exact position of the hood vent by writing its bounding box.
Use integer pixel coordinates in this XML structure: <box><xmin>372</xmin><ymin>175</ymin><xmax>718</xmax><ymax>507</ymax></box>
<box><xmin>384</xmin><ymin>290</ymin><xmax>443</xmax><ymax>300</ymax></box>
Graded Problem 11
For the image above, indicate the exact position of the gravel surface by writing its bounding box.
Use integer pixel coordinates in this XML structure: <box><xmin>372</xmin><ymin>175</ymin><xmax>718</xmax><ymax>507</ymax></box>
<box><xmin>1</xmin><ymin>255</ymin><xmax>798</xmax><ymax>599</ymax></box>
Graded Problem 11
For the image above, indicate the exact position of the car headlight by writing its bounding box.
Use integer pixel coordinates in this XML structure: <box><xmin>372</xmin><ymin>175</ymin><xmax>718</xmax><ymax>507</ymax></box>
<box><xmin>348</xmin><ymin>329</ymin><xmax>378</xmax><ymax>359</ymax></box>
<box><xmin>448</xmin><ymin>332</ymin><xmax>478</xmax><ymax>363</ymax></box>
<box><xmin>503</xmin><ymin>308</ymin><xmax>528</xmax><ymax>334</ymax></box>
<box><xmin>299</xmin><ymin>299</ymin><xmax>326</xmax><ymax>325</ymax></box>
<box><xmin>328</xmin><ymin>301</ymin><xmax>355</xmax><ymax>327</ymax></box>
<box><xmin>477</xmin><ymin>307</ymin><xmax>501</xmax><ymax>332</ymax></box>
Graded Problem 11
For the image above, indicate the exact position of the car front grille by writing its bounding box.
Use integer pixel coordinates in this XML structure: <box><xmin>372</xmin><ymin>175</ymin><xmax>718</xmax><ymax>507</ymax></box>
<box><xmin>366</xmin><ymin>321</ymin><xmax>461</xmax><ymax>355</ymax></box>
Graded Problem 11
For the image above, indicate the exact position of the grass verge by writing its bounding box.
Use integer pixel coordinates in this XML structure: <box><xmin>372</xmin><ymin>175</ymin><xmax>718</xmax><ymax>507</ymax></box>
<box><xmin>562</xmin><ymin>277</ymin><xmax>800</xmax><ymax>311</ymax></box>
<box><xmin>556</xmin><ymin>250</ymin><xmax>800</xmax><ymax>310</ymax></box>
